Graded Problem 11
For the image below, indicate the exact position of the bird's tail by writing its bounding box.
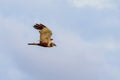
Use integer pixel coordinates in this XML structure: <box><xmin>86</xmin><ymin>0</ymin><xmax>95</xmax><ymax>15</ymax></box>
<box><xmin>28</xmin><ymin>43</ymin><xmax>40</xmax><ymax>45</ymax></box>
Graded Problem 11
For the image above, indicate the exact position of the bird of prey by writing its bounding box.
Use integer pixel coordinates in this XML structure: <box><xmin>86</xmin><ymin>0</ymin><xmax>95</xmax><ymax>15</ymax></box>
<box><xmin>28</xmin><ymin>23</ymin><xmax>56</xmax><ymax>47</ymax></box>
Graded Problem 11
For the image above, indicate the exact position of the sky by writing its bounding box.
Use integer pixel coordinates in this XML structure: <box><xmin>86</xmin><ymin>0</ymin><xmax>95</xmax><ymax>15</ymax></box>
<box><xmin>0</xmin><ymin>0</ymin><xmax>120</xmax><ymax>80</ymax></box>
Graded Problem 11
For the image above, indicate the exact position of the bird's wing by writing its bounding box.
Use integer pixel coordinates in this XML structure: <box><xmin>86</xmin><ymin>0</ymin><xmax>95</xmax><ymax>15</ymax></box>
<box><xmin>34</xmin><ymin>24</ymin><xmax>46</xmax><ymax>30</ymax></box>
<box><xmin>39</xmin><ymin>27</ymin><xmax>52</xmax><ymax>43</ymax></box>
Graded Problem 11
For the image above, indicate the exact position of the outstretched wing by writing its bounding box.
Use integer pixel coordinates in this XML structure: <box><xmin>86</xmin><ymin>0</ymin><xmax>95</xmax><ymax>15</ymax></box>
<box><xmin>39</xmin><ymin>26</ymin><xmax>52</xmax><ymax>43</ymax></box>
<box><xmin>33</xmin><ymin>24</ymin><xmax>52</xmax><ymax>43</ymax></box>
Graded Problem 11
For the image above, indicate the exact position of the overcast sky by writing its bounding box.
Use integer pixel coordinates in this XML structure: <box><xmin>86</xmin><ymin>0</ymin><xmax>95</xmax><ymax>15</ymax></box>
<box><xmin>0</xmin><ymin>0</ymin><xmax>120</xmax><ymax>80</ymax></box>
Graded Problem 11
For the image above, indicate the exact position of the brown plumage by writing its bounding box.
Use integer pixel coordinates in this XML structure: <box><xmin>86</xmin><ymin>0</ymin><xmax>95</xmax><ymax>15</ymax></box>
<box><xmin>28</xmin><ymin>23</ymin><xmax>56</xmax><ymax>47</ymax></box>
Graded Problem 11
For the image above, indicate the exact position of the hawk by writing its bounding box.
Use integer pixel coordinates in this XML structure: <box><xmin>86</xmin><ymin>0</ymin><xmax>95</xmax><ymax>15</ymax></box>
<box><xmin>28</xmin><ymin>23</ymin><xmax>56</xmax><ymax>47</ymax></box>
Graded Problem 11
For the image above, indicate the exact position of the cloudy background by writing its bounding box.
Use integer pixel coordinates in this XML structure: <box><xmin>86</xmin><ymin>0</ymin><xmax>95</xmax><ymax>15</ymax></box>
<box><xmin>0</xmin><ymin>0</ymin><xmax>120</xmax><ymax>80</ymax></box>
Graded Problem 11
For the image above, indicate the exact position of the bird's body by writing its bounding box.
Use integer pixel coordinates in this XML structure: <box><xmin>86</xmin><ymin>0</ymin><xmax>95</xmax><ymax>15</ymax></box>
<box><xmin>28</xmin><ymin>23</ymin><xmax>56</xmax><ymax>47</ymax></box>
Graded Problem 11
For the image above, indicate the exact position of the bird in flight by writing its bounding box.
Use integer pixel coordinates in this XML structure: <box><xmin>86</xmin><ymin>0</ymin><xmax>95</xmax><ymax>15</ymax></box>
<box><xmin>28</xmin><ymin>23</ymin><xmax>56</xmax><ymax>47</ymax></box>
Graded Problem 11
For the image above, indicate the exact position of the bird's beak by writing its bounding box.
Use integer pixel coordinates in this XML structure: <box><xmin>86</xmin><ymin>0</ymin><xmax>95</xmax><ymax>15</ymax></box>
<box><xmin>54</xmin><ymin>43</ymin><xmax>56</xmax><ymax>46</ymax></box>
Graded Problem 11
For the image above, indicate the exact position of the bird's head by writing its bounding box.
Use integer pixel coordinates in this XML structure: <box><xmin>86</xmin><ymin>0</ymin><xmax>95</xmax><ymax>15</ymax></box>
<box><xmin>49</xmin><ymin>42</ymin><xmax>56</xmax><ymax>47</ymax></box>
